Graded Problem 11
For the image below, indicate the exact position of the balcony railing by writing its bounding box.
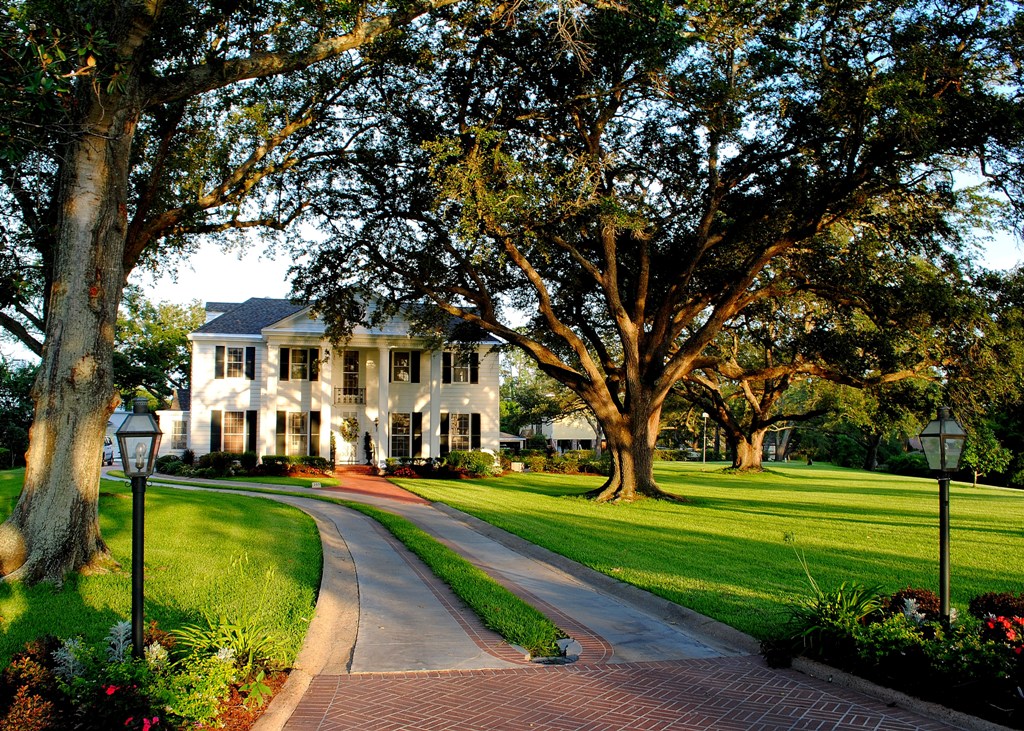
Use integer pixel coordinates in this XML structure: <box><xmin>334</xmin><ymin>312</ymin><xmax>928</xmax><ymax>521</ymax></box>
<box><xmin>334</xmin><ymin>387</ymin><xmax>366</xmax><ymax>405</ymax></box>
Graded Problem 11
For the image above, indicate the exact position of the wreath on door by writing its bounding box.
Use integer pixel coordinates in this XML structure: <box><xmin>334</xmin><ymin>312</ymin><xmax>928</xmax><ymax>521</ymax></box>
<box><xmin>339</xmin><ymin>418</ymin><xmax>360</xmax><ymax>442</ymax></box>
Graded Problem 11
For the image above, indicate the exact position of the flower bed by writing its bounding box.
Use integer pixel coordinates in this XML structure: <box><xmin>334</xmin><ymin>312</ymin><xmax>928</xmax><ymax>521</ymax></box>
<box><xmin>772</xmin><ymin>586</ymin><xmax>1024</xmax><ymax>728</ymax></box>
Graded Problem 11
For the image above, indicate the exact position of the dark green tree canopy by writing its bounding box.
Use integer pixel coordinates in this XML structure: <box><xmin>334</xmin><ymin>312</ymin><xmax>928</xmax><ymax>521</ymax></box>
<box><xmin>293</xmin><ymin>0</ymin><xmax>1022</xmax><ymax>497</ymax></box>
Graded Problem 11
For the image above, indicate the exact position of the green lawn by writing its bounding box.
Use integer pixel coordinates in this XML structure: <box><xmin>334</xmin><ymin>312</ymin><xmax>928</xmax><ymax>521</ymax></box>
<box><xmin>0</xmin><ymin>469</ymin><xmax>321</xmax><ymax>665</ymax></box>
<box><xmin>393</xmin><ymin>462</ymin><xmax>1024</xmax><ymax>639</ymax></box>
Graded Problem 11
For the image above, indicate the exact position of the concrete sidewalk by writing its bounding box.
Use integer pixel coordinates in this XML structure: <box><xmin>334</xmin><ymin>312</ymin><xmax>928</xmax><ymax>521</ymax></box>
<box><xmin>150</xmin><ymin>472</ymin><xmax>987</xmax><ymax>731</ymax></box>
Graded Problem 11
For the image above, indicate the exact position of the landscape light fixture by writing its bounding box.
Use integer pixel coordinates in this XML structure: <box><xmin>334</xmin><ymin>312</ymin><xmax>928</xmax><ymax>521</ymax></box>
<box><xmin>116</xmin><ymin>398</ymin><xmax>163</xmax><ymax>658</ymax></box>
<box><xmin>918</xmin><ymin>406</ymin><xmax>966</xmax><ymax>624</ymax></box>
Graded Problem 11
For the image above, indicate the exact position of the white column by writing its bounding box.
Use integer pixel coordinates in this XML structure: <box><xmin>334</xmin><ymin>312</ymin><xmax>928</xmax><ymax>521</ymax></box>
<box><xmin>319</xmin><ymin>345</ymin><xmax>333</xmax><ymax>460</ymax></box>
<box><xmin>377</xmin><ymin>344</ymin><xmax>390</xmax><ymax>463</ymax></box>
<box><xmin>429</xmin><ymin>350</ymin><xmax>442</xmax><ymax>457</ymax></box>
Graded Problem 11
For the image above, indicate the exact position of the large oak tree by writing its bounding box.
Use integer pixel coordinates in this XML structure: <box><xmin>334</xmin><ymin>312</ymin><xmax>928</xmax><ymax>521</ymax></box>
<box><xmin>294</xmin><ymin>0</ymin><xmax>1023</xmax><ymax>500</ymax></box>
<box><xmin>0</xmin><ymin>0</ymin><xmax>461</xmax><ymax>583</ymax></box>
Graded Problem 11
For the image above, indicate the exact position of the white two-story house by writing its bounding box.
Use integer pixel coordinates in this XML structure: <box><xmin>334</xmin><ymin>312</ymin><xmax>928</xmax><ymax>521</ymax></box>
<box><xmin>185</xmin><ymin>298</ymin><xmax>501</xmax><ymax>464</ymax></box>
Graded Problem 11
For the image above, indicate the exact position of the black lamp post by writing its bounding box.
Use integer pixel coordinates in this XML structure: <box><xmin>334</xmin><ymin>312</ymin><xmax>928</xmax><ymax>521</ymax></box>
<box><xmin>918</xmin><ymin>406</ymin><xmax>966</xmax><ymax>624</ymax></box>
<box><xmin>115</xmin><ymin>398</ymin><xmax>162</xmax><ymax>658</ymax></box>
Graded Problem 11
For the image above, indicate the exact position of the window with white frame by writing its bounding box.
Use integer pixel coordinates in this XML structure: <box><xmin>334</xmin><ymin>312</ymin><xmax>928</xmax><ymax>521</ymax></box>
<box><xmin>288</xmin><ymin>412</ymin><xmax>308</xmax><ymax>455</ymax></box>
<box><xmin>342</xmin><ymin>351</ymin><xmax>359</xmax><ymax>394</ymax></box>
<box><xmin>171</xmin><ymin>419</ymin><xmax>188</xmax><ymax>450</ymax></box>
<box><xmin>392</xmin><ymin>351</ymin><xmax>411</xmax><ymax>382</ymax></box>
<box><xmin>452</xmin><ymin>354</ymin><xmax>472</xmax><ymax>383</ymax></box>
<box><xmin>225</xmin><ymin>347</ymin><xmax>245</xmax><ymax>378</ymax></box>
<box><xmin>223</xmin><ymin>412</ymin><xmax>246</xmax><ymax>453</ymax></box>
<box><xmin>391</xmin><ymin>413</ymin><xmax>411</xmax><ymax>458</ymax></box>
<box><xmin>290</xmin><ymin>348</ymin><xmax>309</xmax><ymax>381</ymax></box>
<box><xmin>450</xmin><ymin>413</ymin><xmax>472</xmax><ymax>451</ymax></box>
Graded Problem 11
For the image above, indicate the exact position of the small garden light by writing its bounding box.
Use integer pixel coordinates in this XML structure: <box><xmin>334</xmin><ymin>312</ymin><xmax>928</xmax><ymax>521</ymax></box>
<box><xmin>115</xmin><ymin>397</ymin><xmax>162</xmax><ymax>658</ymax></box>
<box><xmin>918</xmin><ymin>406</ymin><xmax>966</xmax><ymax>624</ymax></box>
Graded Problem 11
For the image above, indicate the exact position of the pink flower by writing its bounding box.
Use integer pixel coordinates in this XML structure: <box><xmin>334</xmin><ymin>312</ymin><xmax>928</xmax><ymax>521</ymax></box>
<box><xmin>142</xmin><ymin>717</ymin><xmax>160</xmax><ymax>731</ymax></box>
<box><xmin>105</xmin><ymin>685</ymin><xmax>119</xmax><ymax>696</ymax></box>
<box><xmin>124</xmin><ymin>719</ymin><xmax>133</xmax><ymax>727</ymax></box>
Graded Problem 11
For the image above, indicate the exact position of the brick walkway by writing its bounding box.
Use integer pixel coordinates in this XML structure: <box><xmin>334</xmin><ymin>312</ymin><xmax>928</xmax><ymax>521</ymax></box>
<box><xmin>232</xmin><ymin>470</ymin><xmax>966</xmax><ymax>731</ymax></box>
<box><xmin>285</xmin><ymin>657</ymin><xmax>955</xmax><ymax>731</ymax></box>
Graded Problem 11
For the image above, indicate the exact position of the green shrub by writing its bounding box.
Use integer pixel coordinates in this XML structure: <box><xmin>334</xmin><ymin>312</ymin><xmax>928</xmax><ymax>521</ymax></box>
<box><xmin>260</xmin><ymin>455</ymin><xmax>291</xmax><ymax>476</ymax></box>
<box><xmin>181</xmin><ymin>449</ymin><xmax>195</xmax><ymax>466</ymax></box>
<box><xmin>155</xmin><ymin>455</ymin><xmax>181</xmax><ymax>473</ymax></box>
<box><xmin>854</xmin><ymin>614</ymin><xmax>928</xmax><ymax>674</ymax></box>
<box><xmin>884</xmin><ymin>451</ymin><xmax>930</xmax><ymax>477</ymax></box>
<box><xmin>239</xmin><ymin>452</ymin><xmax>259</xmax><ymax>471</ymax></box>
<box><xmin>525</xmin><ymin>455</ymin><xmax>547</xmax><ymax>473</ymax></box>
<box><xmin>296</xmin><ymin>456</ymin><xmax>332</xmax><ymax>474</ymax></box>
<box><xmin>445</xmin><ymin>450</ymin><xmax>498</xmax><ymax>477</ymax></box>
<box><xmin>159</xmin><ymin>461</ymin><xmax>184</xmax><ymax>476</ymax></box>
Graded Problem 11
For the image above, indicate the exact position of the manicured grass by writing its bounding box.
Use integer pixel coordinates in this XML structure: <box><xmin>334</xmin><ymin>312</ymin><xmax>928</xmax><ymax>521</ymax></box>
<box><xmin>345</xmin><ymin>501</ymin><xmax>565</xmax><ymax>656</ymax></box>
<box><xmin>0</xmin><ymin>469</ymin><xmax>321</xmax><ymax>665</ymax></box>
<box><xmin>148</xmin><ymin>479</ymin><xmax>567</xmax><ymax>656</ymax></box>
<box><xmin>392</xmin><ymin>462</ymin><xmax>1024</xmax><ymax>640</ymax></box>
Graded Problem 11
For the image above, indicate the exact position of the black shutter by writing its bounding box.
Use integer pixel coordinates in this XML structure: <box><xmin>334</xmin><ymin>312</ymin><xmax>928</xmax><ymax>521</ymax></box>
<box><xmin>280</xmin><ymin>348</ymin><xmax>290</xmax><ymax>381</ymax></box>
<box><xmin>276</xmin><ymin>411</ymin><xmax>287</xmax><ymax>455</ymax></box>
<box><xmin>470</xmin><ymin>352</ymin><xmax>479</xmax><ymax>384</ymax></box>
<box><xmin>442</xmin><ymin>352</ymin><xmax>452</xmax><ymax>384</ymax></box>
<box><xmin>310</xmin><ymin>411</ymin><xmax>321</xmax><ymax>456</ymax></box>
<box><xmin>439</xmin><ymin>412</ymin><xmax>449</xmax><ymax>456</ymax></box>
<box><xmin>245</xmin><ymin>347</ymin><xmax>256</xmax><ymax>380</ymax></box>
<box><xmin>412</xmin><ymin>412</ymin><xmax>423</xmax><ymax>457</ymax></box>
<box><xmin>210</xmin><ymin>410</ymin><xmax>222</xmax><ymax>452</ymax></box>
<box><xmin>411</xmin><ymin>351</ymin><xmax>420</xmax><ymax>383</ymax></box>
<box><xmin>471</xmin><ymin>413</ymin><xmax>481</xmax><ymax>449</ymax></box>
<box><xmin>215</xmin><ymin>346</ymin><xmax>225</xmax><ymax>379</ymax></box>
<box><xmin>246</xmin><ymin>410</ymin><xmax>257</xmax><ymax>454</ymax></box>
<box><xmin>309</xmin><ymin>348</ymin><xmax>319</xmax><ymax>381</ymax></box>
<box><xmin>388</xmin><ymin>351</ymin><xmax>393</xmax><ymax>382</ymax></box>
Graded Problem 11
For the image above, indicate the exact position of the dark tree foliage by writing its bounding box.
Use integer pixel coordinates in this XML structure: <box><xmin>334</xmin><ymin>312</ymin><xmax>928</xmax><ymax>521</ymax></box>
<box><xmin>294</xmin><ymin>0</ymin><xmax>1023</xmax><ymax>499</ymax></box>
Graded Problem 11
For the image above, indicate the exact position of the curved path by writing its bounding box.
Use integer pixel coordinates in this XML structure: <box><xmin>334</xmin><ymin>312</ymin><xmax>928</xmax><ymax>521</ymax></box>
<box><xmin>151</xmin><ymin>471</ymin><xmax>980</xmax><ymax>731</ymax></box>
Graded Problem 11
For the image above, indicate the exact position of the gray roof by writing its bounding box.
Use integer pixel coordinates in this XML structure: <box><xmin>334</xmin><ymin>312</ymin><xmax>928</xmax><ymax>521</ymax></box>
<box><xmin>205</xmin><ymin>301</ymin><xmax>242</xmax><ymax>314</ymax></box>
<box><xmin>193</xmin><ymin>298</ymin><xmax>307</xmax><ymax>335</ymax></box>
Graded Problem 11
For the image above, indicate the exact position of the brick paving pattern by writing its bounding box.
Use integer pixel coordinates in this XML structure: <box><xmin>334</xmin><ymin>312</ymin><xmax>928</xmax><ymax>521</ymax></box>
<box><xmin>284</xmin><ymin>657</ymin><xmax>957</xmax><ymax>731</ymax></box>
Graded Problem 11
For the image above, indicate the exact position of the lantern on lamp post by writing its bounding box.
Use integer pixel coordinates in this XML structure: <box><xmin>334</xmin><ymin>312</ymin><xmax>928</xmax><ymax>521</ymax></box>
<box><xmin>116</xmin><ymin>398</ymin><xmax>162</xmax><ymax>658</ymax></box>
<box><xmin>918</xmin><ymin>406</ymin><xmax>966</xmax><ymax>624</ymax></box>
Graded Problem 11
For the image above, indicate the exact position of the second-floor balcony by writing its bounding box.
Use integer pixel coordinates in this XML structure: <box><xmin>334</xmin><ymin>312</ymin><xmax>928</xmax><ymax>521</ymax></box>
<box><xmin>334</xmin><ymin>387</ymin><xmax>366</xmax><ymax>405</ymax></box>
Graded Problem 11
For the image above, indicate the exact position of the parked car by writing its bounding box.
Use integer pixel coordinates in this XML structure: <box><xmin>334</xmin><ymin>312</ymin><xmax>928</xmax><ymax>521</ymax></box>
<box><xmin>103</xmin><ymin>436</ymin><xmax>115</xmax><ymax>466</ymax></box>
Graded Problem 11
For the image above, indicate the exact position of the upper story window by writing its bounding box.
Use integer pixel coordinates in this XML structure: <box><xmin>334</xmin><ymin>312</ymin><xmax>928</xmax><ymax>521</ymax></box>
<box><xmin>226</xmin><ymin>347</ymin><xmax>244</xmax><ymax>378</ymax></box>
<box><xmin>442</xmin><ymin>351</ymin><xmax>479</xmax><ymax>384</ymax></box>
<box><xmin>215</xmin><ymin>346</ymin><xmax>255</xmax><ymax>380</ymax></box>
<box><xmin>389</xmin><ymin>350</ymin><xmax>420</xmax><ymax>383</ymax></box>
<box><xmin>279</xmin><ymin>347</ymin><xmax>319</xmax><ymax>382</ymax></box>
<box><xmin>392</xmin><ymin>351</ymin><xmax>411</xmax><ymax>382</ymax></box>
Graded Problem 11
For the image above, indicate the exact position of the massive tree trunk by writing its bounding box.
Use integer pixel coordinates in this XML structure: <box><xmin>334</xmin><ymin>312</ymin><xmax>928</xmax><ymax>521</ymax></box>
<box><xmin>0</xmin><ymin>87</ymin><xmax>139</xmax><ymax>583</ymax></box>
<box><xmin>732</xmin><ymin>429</ymin><xmax>766</xmax><ymax>471</ymax></box>
<box><xmin>584</xmin><ymin>395</ymin><xmax>682</xmax><ymax>502</ymax></box>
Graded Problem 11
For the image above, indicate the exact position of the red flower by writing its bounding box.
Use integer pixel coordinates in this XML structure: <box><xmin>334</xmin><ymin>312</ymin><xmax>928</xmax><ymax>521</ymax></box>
<box><xmin>105</xmin><ymin>685</ymin><xmax>119</xmax><ymax>696</ymax></box>
<box><xmin>124</xmin><ymin>719</ymin><xmax>133</xmax><ymax>727</ymax></box>
<box><xmin>142</xmin><ymin>717</ymin><xmax>160</xmax><ymax>731</ymax></box>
